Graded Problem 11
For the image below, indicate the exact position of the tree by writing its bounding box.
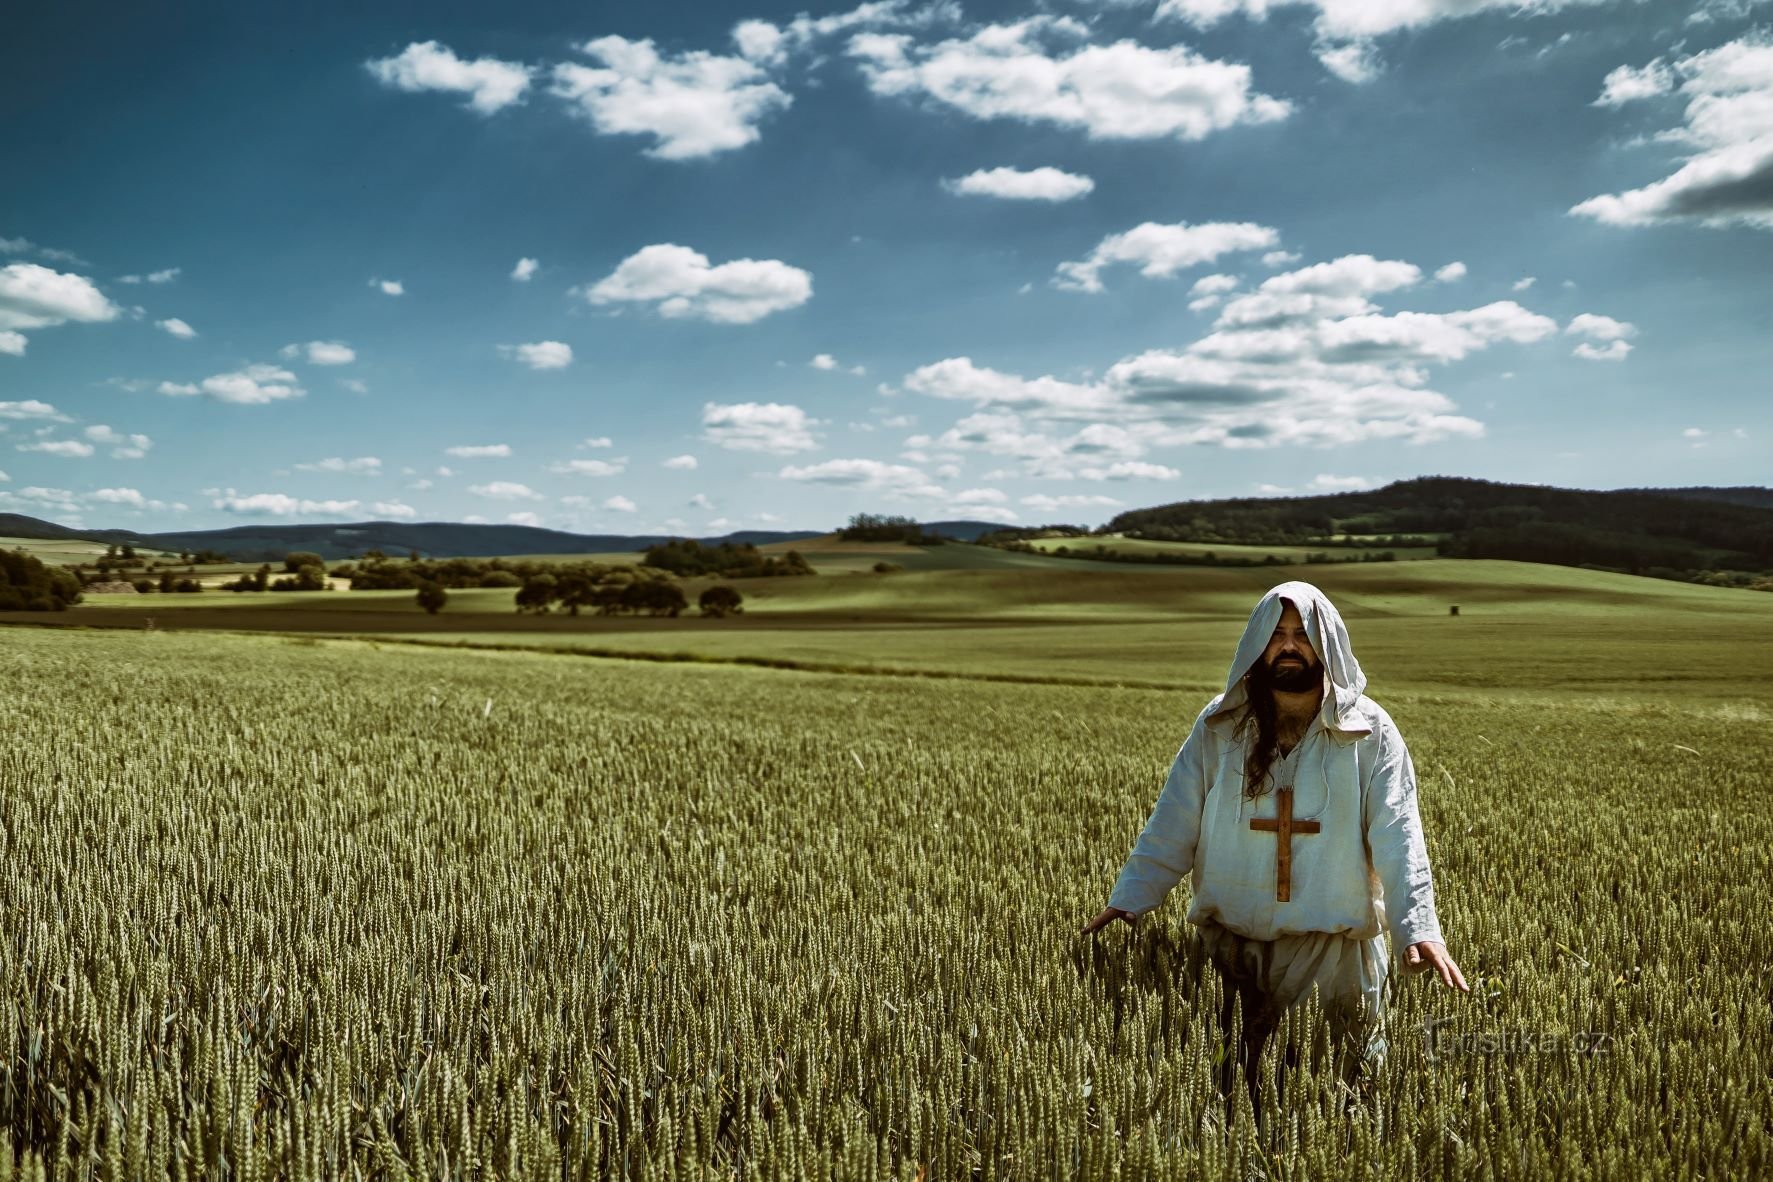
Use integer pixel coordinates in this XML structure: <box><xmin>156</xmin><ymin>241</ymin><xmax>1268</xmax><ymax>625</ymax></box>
<box><xmin>699</xmin><ymin>585</ymin><xmax>744</xmax><ymax>617</ymax></box>
<box><xmin>0</xmin><ymin>551</ymin><xmax>83</xmax><ymax>610</ymax></box>
<box><xmin>556</xmin><ymin>571</ymin><xmax>596</xmax><ymax>616</ymax></box>
<box><xmin>415</xmin><ymin>580</ymin><xmax>447</xmax><ymax>615</ymax></box>
<box><xmin>284</xmin><ymin>551</ymin><xmax>325</xmax><ymax>573</ymax></box>
<box><xmin>515</xmin><ymin>573</ymin><xmax>557</xmax><ymax>614</ymax></box>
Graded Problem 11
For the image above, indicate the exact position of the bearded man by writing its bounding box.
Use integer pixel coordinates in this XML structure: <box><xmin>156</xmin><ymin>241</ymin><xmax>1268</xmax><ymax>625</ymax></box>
<box><xmin>1082</xmin><ymin>581</ymin><xmax>1468</xmax><ymax>1113</ymax></box>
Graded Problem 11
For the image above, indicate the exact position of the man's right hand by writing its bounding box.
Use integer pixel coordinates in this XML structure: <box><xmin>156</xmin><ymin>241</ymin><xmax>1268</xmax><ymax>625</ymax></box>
<box><xmin>1080</xmin><ymin>906</ymin><xmax>1137</xmax><ymax>936</ymax></box>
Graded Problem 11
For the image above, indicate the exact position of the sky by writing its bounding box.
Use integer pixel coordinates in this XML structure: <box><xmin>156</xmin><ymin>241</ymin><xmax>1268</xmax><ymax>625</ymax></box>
<box><xmin>2</xmin><ymin>0</ymin><xmax>1769</xmax><ymax>536</ymax></box>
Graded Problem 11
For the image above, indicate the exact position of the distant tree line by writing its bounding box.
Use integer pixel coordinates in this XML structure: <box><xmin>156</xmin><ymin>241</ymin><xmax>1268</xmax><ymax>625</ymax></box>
<box><xmin>0</xmin><ymin>551</ymin><xmax>83</xmax><ymax>610</ymax></box>
<box><xmin>837</xmin><ymin>514</ymin><xmax>946</xmax><ymax>545</ymax></box>
<box><xmin>641</xmin><ymin>539</ymin><xmax>813</xmax><ymax>578</ymax></box>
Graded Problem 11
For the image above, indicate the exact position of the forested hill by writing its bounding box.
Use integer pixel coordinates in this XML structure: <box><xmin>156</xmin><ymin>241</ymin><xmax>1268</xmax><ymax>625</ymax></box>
<box><xmin>1107</xmin><ymin>477</ymin><xmax>1773</xmax><ymax>576</ymax></box>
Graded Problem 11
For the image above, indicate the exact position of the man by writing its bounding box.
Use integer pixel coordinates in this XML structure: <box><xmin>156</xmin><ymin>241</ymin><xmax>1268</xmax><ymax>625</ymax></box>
<box><xmin>1081</xmin><ymin>581</ymin><xmax>1468</xmax><ymax>1114</ymax></box>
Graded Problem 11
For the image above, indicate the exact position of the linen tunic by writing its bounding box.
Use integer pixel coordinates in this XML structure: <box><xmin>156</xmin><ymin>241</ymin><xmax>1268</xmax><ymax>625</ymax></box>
<box><xmin>1106</xmin><ymin>581</ymin><xmax>1445</xmax><ymax>964</ymax></box>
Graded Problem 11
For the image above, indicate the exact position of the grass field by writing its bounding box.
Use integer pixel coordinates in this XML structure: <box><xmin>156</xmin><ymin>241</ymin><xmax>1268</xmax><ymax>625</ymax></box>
<box><xmin>0</xmin><ymin>610</ymin><xmax>1766</xmax><ymax>1179</ymax></box>
<box><xmin>1019</xmin><ymin>534</ymin><xmax>1441</xmax><ymax>563</ymax></box>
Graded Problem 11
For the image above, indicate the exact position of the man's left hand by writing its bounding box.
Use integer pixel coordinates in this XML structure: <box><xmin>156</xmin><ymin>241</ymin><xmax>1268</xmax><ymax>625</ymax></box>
<box><xmin>1405</xmin><ymin>941</ymin><xmax>1470</xmax><ymax>992</ymax></box>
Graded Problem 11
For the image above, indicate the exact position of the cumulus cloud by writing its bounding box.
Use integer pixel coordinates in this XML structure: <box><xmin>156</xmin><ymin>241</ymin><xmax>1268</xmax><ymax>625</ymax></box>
<box><xmin>214</xmin><ymin>491</ymin><xmax>361</xmax><ymax>517</ymax></box>
<box><xmin>372</xmin><ymin>500</ymin><xmax>418</xmax><ymax>519</ymax></box>
<box><xmin>777</xmin><ymin>458</ymin><xmax>946</xmax><ymax>499</ymax></box>
<box><xmin>1567</xmin><ymin>312</ymin><xmax>1637</xmax><ymax>360</ymax></box>
<box><xmin>701</xmin><ymin>401</ymin><xmax>821</xmax><ymax>453</ymax></box>
<box><xmin>551</xmin><ymin>36</ymin><xmax>791</xmax><ymax>160</ymax></box>
<box><xmin>811</xmin><ymin>352</ymin><xmax>867</xmax><ymax>374</ymax></box>
<box><xmin>1316</xmin><ymin>39</ymin><xmax>1381</xmax><ymax>83</ymax></box>
<box><xmin>663</xmin><ymin>454</ymin><xmax>699</xmax><ymax>470</ymax></box>
<box><xmin>372</xmin><ymin>278</ymin><xmax>404</xmax><ymax>296</ymax></box>
<box><xmin>1309</xmin><ymin>473</ymin><xmax>1371</xmax><ymax>491</ymax></box>
<box><xmin>1188</xmin><ymin>272</ymin><xmax>1242</xmax><ymax>311</ymax></box>
<box><xmin>159</xmin><ymin>363</ymin><xmax>304</xmax><ymax>405</ymax></box>
<box><xmin>1434</xmin><ymin>262</ymin><xmax>1467</xmax><ymax>282</ymax></box>
<box><xmin>499</xmin><ymin>340</ymin><xmax>573</xmax><ymax>369</ymax></box>
<box><xmin>84</xmin><ymin>425</ymin><xmax>153</xmax><ymax>458</ymax></box>
<box><xmin>156</xmin><ymin>317</ymin><xmax>196</xmax><ymax>339</ymax></box>
<box><xmin>602</xmin><ymin>495</ymin><xmax>638</xmax><ymax>512</ymax></box>
<box><xmin>445</xmin><ymin>444</ymin><xmax>511</xmax><ymax>458</ymax></box>
<box><xmin>1157</xmin><ymin>0</ymin><xmax>1609</xmax><ymax>42</ymax></box>
<box><xmin>850</xmin><ymin>18</ymin><xmax>1290</xmax><ymax>142</ymax></box>
<box><xmin>550</xmin><ymin>457</ymin><xmax>628</xmax><ymax>476</ymax></box>
<box><xmin>15</xmin><ymin>439</ymin><xmax>94</xmax><ymax>458</ymax></box>
<box><xmin>469</xmin><ymin>481</ymin><xmax>543</xmax><ymax>500</ymax></box>
<box><xmin>295</xmin><ymin>456</ymin><xmax>382</xmax><ymax>475</ymax></box>
<box><xmin>0</xmin><ymin>264</ymin><xmax>120</xmax><ymax>354</ymax></box>
<box><xmin>1574</xmin><ymin>36</ymin><xmax>1773</xmax><ymax>230</ymax></box>
<box><xmin>280</xmin><ymin>340</ymin><xmax>356</xmax><ymax>365</ymax></box>
<box><xmin>943</xmin><ymin>166</ymin><xmax>1095</xmax><ymax>201</ymax></box>
<box><xmin>893</xmin><ymin>253</ymin><xmax>1565</xmax><ymax>472</ymax></box>
<box><xmin>1055</xmin><ymin>221</ymin><xmax>1279</xmax><ymax>293</ymax></box>
<box><xmin>506</xmin><ymin>511</ymin><xmax>544</xmax><ymax>527</ymax></box>
<box><xmin>511</xmin><ymin>257</ymin><xmax>539</xmax><ymax>281</ymax></box>
<box><xmin>366</xmin><ymin>41</ymin><xmax>535</xmax><ymax>113</ymax></box>
<box><xmin>586</xmin><ymin>244</ymin><xmax>812</xmax><ymax>323</ymax></box>
<box><xmin>579</xmin><ymin>436</ymin><xmax>613</xmax><ymax>449</ymax></box>
<box><xmin>0</xmin><ymin>400</ymin><xmax>70</xmax><ymax>421</ymax></box>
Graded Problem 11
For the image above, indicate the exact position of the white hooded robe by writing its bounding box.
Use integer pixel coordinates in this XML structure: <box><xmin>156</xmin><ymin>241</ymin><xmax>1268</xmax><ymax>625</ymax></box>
<box><xmin>1107</xmin><ymin>581</ymin><xmax>1445</xmax><ymax>1020</ymax></box>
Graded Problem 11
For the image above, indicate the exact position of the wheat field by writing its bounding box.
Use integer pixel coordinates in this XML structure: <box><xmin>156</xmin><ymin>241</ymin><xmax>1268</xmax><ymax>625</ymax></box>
<box><xmin>1</xmin><ymin>625</ymin><xmax>1767</xmax><ymax>1179</ymax></box>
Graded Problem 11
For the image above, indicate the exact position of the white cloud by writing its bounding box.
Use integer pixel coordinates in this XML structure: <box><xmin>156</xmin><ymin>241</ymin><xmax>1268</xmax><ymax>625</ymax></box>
<box><xmin>689</xmin><ymin>493</ymin><xmax>715</xmax><ymax>509</ymax></box>
<box><xmin>701</xmin><ymin>401</ymin><xmax>820</xmax><ymax>453</ymax></box>
<box><xmin>0</xmin><ymin>264</ymin><xmax>119</xmax><ymax>351</ymax></box>
<box><xmin>951</xmin><ymin>487</ymin><xmax>1008</xmax><ymax>504</ymax></box>
<box><xmin>86</xmin><ymin>487</ymin><xmax>148</xmax><ymax>508</ymax></box>
<box><xmin>279</xmin><ymin>339</ymin><xmax>355</xmax><ymax>365</ymax></box>
<box><xmin>1567</xmin><ymin>313</ymin><xmax>1637</xmax><ymax>360</ymax></box>
<box><xmin>295</xmin><ymin>456</ymin><xmax>382</xmax><ymax>475</ymax></box>
<box><xmin>1308</xmin><ymin>473</ymin><xmax>1370</xmax><ymax>491</ymax></box>
<box><xmin>1055</xmin><ymin>221</ymin><xmax>1279</xmax><ymax>293</ymax></box>
<box><xmin>445</xmin><ymin>444</ymin><xmax>511</xmax><ymax>458</ymax></box>
<box><xmin>1434</xmin><ymin>261</ymin><xmax>1467</xmax><ymax>282</ymax></box>
<box><xmin>551</xmin><ymin>36</ymin><xmax>791</xmax><ymax>159</ymax></box>
<box><xmin>469</xmin><ymin>481</ymin><xmax>543</xmax><ymax>500</ymax></box>
<box><xmin>1512</xmin><ymin>276</ymin><xmax>1536</xmax><ymax>292</ymax></box>
<box><xmin>511</xmin><ymin>257</ymin><xmax>539</xmax><ymax>281</ymax></box>
<box><xmin>506</xmin><ymin>511</ymin><xmax>544</xmax><ymax>527</ymax></box>
<box><xmin>1157</xmin><ymin>0</ymin><xmax>1610</xmax><ymax>42</ymax></box>
<box><xmin>366</xmin><ymin>41</ymin><xmax>535</xmax><ymax>114</ymax></box>
<box><xmin>372</xmin><ymin>278</ymin><xmax>404</xmax><ymax>296</ymax></box>
<box><xmin>1213</xmin><ymin>254</ymin><xmax>1422</xmax><ymax>327</ymax></box>
<box><xmin>83</xmin><ymin>425</ymin><xmax>153</xmax><ymax>458</ymax></box>
<box><xmin>1316</xmin><ymin>39</ymin><xmax>1381</xmax><ymax>84</ymax></box>
<box><xmin>603</xmin><ymin>494</ymin><xmax>639</xmax><ymax>512</ymax></box>
<box><xmin>1574</xmin><ymin>36</ymin><xmax>1773</xmax><ymax>230</ymax></box>
<box><xmin>1188</xmin><ymin>272</ymin><xmax>1241</xmax><ymax>311</ymax></box>
<box><xmin>550</xmin><ymin>457</ymin><xmax>628</xmax><ymax>476</ymax></box>
<box><xmin>339</xmin><ymin>377</ymin><xmax>369</xmax><ymax>394</ymax></box>
<box><xmin>499</xmin><ymin>340</ymin><xmax>573</xmax><ymax>369</ymax></box>
<box><xmin>0</xmin><ymin>400</ymin><xmax>70</xmax><ymax>421</ymax></box>
<box><xmin>214</xmin><ymin>491</ymin><xmax>362</xmax><ymax>517</ymax></box>
<box><xmin>1261</xmin><ymin>250</ymin><xmax>1301</xmax><ymax>267</ymax></box>
<box><xmin>156</xmin><ymin>317</ymin><xmax>196</xmax><ymax>339</ymax></box>
<box><xmin>119</xmin><ymin>267</ymin><xmax>181</xmax><ymax>285</ymax></box>
<box><xmin>587</xmin><ymin>244</ymin><xmax>812</xmax><ymax>323</ymax></box>
<box><xmin>579</xmin><ymin>436</ymin><xmax>613</xmax><ymax>448</ymax></box>
<box><xmin>16</xmin><ymin>439</ymin><xmax>94</xmax><ymax>458</ymax></box>
<box><xmin>1594</xmin><ymin>59</ymin><xmax>1673</xmax><ymax>107</ymax></box>
<box><xmin>850</xmin><ymin>19</ymin><xmax>1290</xmax><ymax>142</ymax></box>
<box><xmin>943</xmin><ymin>166</ymin><xmax>1095</xmax><ymax>201</ymax></box>
<box><xmin>663</xmin><ymin>454</ymin><xmax>699</xmax><ymax>470</ymax></box>
<box><xmin>1021</xmin><ymin>492</ymin><xmax>1124</xmax><ymax>512</ymax></box>
<box><xmin>810</xmin><ymin>353</ymin><xmax>839</xmax><ymax>370</ymax></box>
<box><xmin>778</xmin><ymin>458</ymin><xmax>946</xmax><ymax>499</ymax></box>
<box><xmin>159</xmin><ymin>363</ymin><xmax>304</xmax><ymax>405</ymax></box>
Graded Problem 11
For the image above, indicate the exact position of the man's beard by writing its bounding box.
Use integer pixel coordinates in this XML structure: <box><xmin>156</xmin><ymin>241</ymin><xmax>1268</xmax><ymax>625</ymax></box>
<box><xmin>1258</xmin><ymin>653</ymin><xmax>1321</xmax><ymax>693</ymax></box>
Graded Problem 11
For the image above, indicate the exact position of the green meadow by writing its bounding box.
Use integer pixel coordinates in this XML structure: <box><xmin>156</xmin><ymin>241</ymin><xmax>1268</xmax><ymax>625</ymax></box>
<box><xmin>2</xmin><ymin>547</ymin><xmax>1769</xmax><ymax>1177</ymax></box>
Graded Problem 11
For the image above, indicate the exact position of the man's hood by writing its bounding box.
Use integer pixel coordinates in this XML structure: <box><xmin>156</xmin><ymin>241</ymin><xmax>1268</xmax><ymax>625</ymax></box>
<box><xmin>1206</xmin><ymin>580</ymin><xmax>1372</xmax><ymax>738</ymax></box>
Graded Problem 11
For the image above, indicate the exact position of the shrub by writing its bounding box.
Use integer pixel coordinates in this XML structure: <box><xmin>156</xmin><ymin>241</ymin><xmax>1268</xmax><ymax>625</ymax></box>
<box><xmin>416</xmin><ymin>581</ymin><xmax>448</xmax><ymax>615</ymax></box>
<box><xmin>699</xmin><ymin>585</ymin><xmax>744</xmax><ymax>617</ymax></box>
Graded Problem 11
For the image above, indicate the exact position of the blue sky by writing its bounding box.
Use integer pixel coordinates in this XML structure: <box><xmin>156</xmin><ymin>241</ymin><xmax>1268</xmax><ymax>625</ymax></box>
<box><xmin>2</xmin><ymin>0</ymin><xmax>1768</xmax><ymax>535</ymax></box>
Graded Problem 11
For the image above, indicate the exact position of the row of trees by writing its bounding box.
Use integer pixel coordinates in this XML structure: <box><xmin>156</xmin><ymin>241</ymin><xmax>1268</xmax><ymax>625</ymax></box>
<box><xmin>640</xmin><ymin>539</ymin><xmax>814</xmax><ymax>578</ymax></box>
<box><xmin>838</xmin><ymin>514</ymin><xmax>947</xmax><ymax>545</ymax></box>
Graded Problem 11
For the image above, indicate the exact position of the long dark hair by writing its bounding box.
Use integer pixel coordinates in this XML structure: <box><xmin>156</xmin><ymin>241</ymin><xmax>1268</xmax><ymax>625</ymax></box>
<box><xmin>1233</xmin><ymin>656</ymin><xmax>1283</xmax><ymax>801</ymax></box>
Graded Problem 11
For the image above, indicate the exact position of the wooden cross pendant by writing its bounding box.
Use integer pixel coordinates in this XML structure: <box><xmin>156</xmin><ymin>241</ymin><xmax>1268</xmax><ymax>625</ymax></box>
<box><xmin>1249</xmin><ymin>787</ymin><xmax>1320</xmax><ymax>902</ymax></box>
